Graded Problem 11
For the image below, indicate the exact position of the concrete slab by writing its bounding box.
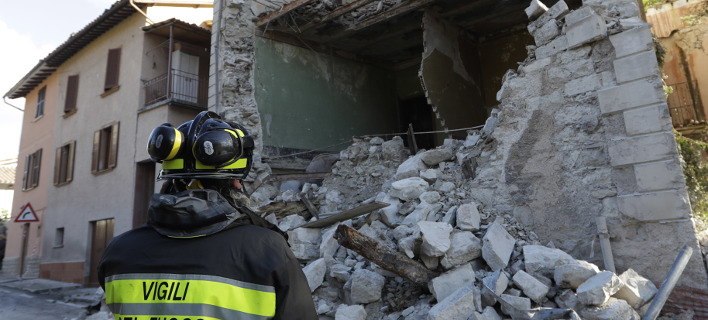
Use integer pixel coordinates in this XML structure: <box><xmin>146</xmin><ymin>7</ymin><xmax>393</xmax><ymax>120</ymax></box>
<box><xmin>0</xmin><ymin>277</ymin><xmax>81</xmax><ymax>294</ymax></box>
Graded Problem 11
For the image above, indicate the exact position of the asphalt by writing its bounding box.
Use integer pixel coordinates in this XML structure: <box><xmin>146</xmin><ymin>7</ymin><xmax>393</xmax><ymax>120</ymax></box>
<box><xmin>0</xmin><ymin>275</ymin><xmax>113</xmax><ymax>319</ymax></box>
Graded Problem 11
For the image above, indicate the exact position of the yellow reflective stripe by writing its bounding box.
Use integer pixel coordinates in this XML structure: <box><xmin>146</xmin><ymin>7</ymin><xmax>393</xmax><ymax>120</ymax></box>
<box><xmin>165</xmin><ymin>128</ymin><xmax>183</xmax><ymax>160</ymax></box>
<box><xmin>162</xmin><ymin>159</ymin><xmax>184</xmax><ymax>170</ymax></box>
<box><xmin>106</xmin><ymin>278</ymin><xmax>275</xmax><ymax>317</ymax></box>
<box><xmin>233</xmin><ymin>129</ymin><xmax>245</xmax><ymax>138</ymax></box>
<box><xmin>114</xmin><ymin>314</ymin><xmax>220</xmax><ymax>320</ymax></box>
<box><xmin>195</xmin><ymin>158</ymin><xmax>247</xmax><ymax>169</ymax></box>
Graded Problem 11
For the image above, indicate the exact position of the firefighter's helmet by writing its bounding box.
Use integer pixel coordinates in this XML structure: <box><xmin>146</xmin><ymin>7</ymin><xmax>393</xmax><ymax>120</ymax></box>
<box><xmin>147</xmin><ymin>111</ymin><xmax>254</xmax><ymax>180</ymax></box>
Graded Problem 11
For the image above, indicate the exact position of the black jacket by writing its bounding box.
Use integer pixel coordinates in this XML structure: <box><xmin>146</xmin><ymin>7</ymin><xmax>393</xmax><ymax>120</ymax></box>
<box><xmin>98</xmin><ymin>189</ymin><xmax>317</xmax><ymax>320</ymax></box>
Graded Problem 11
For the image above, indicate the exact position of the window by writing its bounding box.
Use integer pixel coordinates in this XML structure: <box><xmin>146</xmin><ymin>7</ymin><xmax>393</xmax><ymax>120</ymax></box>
<box><xmin>92</xmin><ymin>122</ymin><xmax>119</xmax><ymax>173</ymax></box>
<box><xmin>54</xmin><ymin>141</ymin><xmax>76</xmax><ymax>185</ymax></box>
<box><xmin>54</xmin><ymin>228</ymin><xmax>64</xmax><ymax>247</ymax></box>
<box><xmin>64</xmin><ymin>75</ymin><xmax>79</xmax><ymax>114</ymax></box>
<box><xmin>36</xmin><ymin>86</ymin><xmax>46</xmax><ymax>119</ymax></box>
<box><xmin>22</xmin><ymin>149</ymin><xmax>42</xmax><ymax>190</ymax></box>
<box><xmin>104</xmin><ymin>48</ymin><xmax>121</xmax><ymax>92</ymax></box>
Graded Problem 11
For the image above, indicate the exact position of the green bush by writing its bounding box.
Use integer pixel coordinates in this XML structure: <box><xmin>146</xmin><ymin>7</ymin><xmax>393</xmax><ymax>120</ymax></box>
<box><xmin>676</xmin><ymin>132</ymin><xmax>708</xmax><ymax>228</ymax></box>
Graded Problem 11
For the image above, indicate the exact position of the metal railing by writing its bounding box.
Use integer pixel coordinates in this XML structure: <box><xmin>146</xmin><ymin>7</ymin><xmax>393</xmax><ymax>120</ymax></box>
<box><xmin>667</xmin><ymin>81</ymin><xmax>704</xmax><ymax>128</ymax></box>
<box><xmin>144</xmin><ymin>69</ymin><xmax>208</xmax><ymax>108</ymax></box>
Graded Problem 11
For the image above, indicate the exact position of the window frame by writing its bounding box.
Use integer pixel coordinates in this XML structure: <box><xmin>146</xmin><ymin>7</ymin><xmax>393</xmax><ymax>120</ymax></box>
<box><xmin>64</xmin><ymin>74</ymin><xmax>79</xmax><ymax>115</ymax></box>
<box><xmin>35</xmin><ymin>86</ymin><xmax>46</xmax><ymax>119</ymax></box>
<box><xmin>22</xmin><ymin>149</ymin><xmax>42</xmax><ymax>191</ymax></box>
<box><xmin>91</xmin><ymin>122</ymin><xmax>119</xmax><ymax>174</ymax></box>
<box><xmin>54</xmin><ymin>140</ymin><xmax>76</xmax><ymax>186</ymax></box>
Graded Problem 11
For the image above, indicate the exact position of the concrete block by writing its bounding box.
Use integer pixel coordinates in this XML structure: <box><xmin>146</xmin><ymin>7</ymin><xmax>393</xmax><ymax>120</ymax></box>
<box><xmin>617</xmin><ymin>190</ymin><xmax>690</xmax><ymax>221</ymax></box>
<box><xmin>456</xmin><ymin>202</ymin><xmax>481</xmax><ymax>231</ymax></box>
<box><xmin>564</xmin><ymin>74</ymin><xmax>601</xmax><ymax>96</ymax></box>
<box><xmin>303</xmin><ymin>258</ymin><xmax>327</xmax><ymax>293</ymax></box>
<box><xmin>614</xmin><ymin>51</ymin><xmax>661</xmax><ymax>84</ymax></box>
<box><xmin>533</xmin><ymin>19</ymin><xmax>560</xmax><ymax>46</ymax></box>
<box><xmin>390</xmin><ymin>177</ymin><xmax>429</xmax><ymax>201</ymax></box>
<box><xmin>523</xmin><ymin>245</ymin><xmax>576</xmax><ymax>278</ymax></box>
<box><xmin>512</xmin><ymin>270</ymin><xmax>550</xmax><ymax>303</ymax></box>
<box><xmin>350</xmin><ymin>268</ymin><xmax>386</xmax><ymax>304</ymax></box>
<box><xmin>430</xmin><ymin>264</ymin><xmax>476</xmax><ymax>302</ymax></box>
<box><xmin>471</xmin><ymin>307</ymin><xmax>502</xmax><ymax>320</ymax></box>
<box><xmin>609</xmin><ymin>26</ymin><xmax>654</xmax><ymax>59</ymax></box>
<box><xmin>536</xmin><ymin>35</ymin><xmax>568</xmax><ymax>59</ymax></box>
<box><xmin>525</xmin><ymin>0</ymin><xmax>548</xmax><ymax>20</ymax></box>
<box><xmin>395</xmin><ymin>153</ymin><xmax>426</xmax><ymax>180</ymax></box>
<box><xmin>576</xmin><ymin>271</ymin><xmax>624</xmax><ymax>306</ymax></box>
<box><xmin>289</xmin><ymin>227</ymin><xmax>321</xmax><ymax>260</ymax></box>
<box><xmin>442</xmin><ymin>231</ymin><xmax>482</xmax><ymax>269</ymax></box>
<box><xmin>634</xmin><ymin>160</ymin><xmax>685</xmax><ymax>192</ymax></box>
<box><xmin>555</xmin><ymin>289</ymin><xmax>581</xmax><ymax>310</ymax></box>
<box><xmin>566</xmin><ymin>12</ymin><xmax>607</xmax><ymax>48</ymax></box>
<box><xmin>335</xmin><ymin>304</ymin><xmax>367</xmax><ymax>320</ymax></box>
<box><xmin>421</xmin><ymin>148</ymin><xmax>454</xmax><ymax>166</ymax></box>
<box><xmin>554</xmin><ymin>260</ymin><xmax>600</xmax><ymax>289</ymax></box>
<box><xmin>428</xmin><ymin>285</ymin><xmax>478</xmax><ymax>320</ymax></box>
<box><xmin>482</xmin><ymin>222</ymin><xmax>516</xmax><ymax>271</ymax></box>
<box><xmin>419</xmin><ymin>221</ymin><xmax>453</xmax><ymax>257</ymax></box>
<box><xmin>500</xmin><ymin>294</ymin><xmax>531</xmax><ymax>316</ymax></box>
<box><xmin>613</xmin><ymin>268</ymin><xmax>658</xmax><ymax>309</ymax></box>
<box><xmin>597</xmin><ymin>80</ymin><xmax>664</xmax><ymax>115</ymax></box>
<box><xmin>607</xmin><ymin>132</ymin><xmax>676</xmax><ymax>167</ymax></box>
<box><xmin>623</xmin><ymin>104</ymin><xmax>665</xmax><ymax>136</ymax></box>
<box><xmin>564</xmin><ymin>6</ymin><xmax>595</xmax><ymax>26</ymax></box>
<box><xmin>580</xmin><ymin>297</ymin><xmax>641</xmax><ymax>320</ymax></box>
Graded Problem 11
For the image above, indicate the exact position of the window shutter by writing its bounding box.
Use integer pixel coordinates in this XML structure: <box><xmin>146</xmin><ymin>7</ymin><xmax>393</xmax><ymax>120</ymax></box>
<box><xmin>66</xmin><ymin>141</ymin><xmax>75</xmax><ymax>182</ymax></box>
<box><xmin>108</xmin><ymin>122</ymin><xmax>119</xmax><ymax>169</ymax></box>
<box><xmin>65</xmin><ymin>75</ymin><xmax>79</xmax><ymax>113</ymax></box>
<box><xmin>23</xmin><ymin>154</ymin><xmax>30</xmax><ymax>190</ymax></box>
<box><xmin>104</xmin><ymin>48</ymin><xmax>121</xmax><ymax>91</ymax></box>
<box><xmin>92</xmin><ymin>130</ymin><xmax>100</xmax><ymax>173</ymax></box>
<box><xmin>32</xmin><ymin>149</ymin><xmax>42</xmax><ymax>188</ymax></box>
<box><xmin>54</xmin><ymin>147</ymin><xmax>61</xmax><ymax>185</ymax></box>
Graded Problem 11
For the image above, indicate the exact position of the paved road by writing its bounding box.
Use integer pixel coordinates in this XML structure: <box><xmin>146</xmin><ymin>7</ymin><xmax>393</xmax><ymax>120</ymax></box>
<box><xmin>0</xmin><ymin>285</ymin><xmax>89</xmax><ymax>320</ymax></box>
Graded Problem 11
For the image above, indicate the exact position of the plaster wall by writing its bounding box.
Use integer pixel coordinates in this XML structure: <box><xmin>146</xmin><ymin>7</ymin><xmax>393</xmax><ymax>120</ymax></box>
<box><xmin>2</xmin><ymin>72</ymin><xmax>58</xmax><ymax>277</ymax></box>
<box><xmin>254</xmin><ymin>38</ymin><xmax>398</xmax><ymax>153</ymax></box>
<box><xmin>42</xmin><ymin>13</ymin><xmax>148</xmax><ymax>268</ymax></box>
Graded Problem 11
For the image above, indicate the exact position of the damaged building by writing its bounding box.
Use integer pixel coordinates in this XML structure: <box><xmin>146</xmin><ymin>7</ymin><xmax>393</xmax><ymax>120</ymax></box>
<box><xmin>208</xmin><ymin>0</ymin><xmax>708</xmax><ymax>318</ymax></box>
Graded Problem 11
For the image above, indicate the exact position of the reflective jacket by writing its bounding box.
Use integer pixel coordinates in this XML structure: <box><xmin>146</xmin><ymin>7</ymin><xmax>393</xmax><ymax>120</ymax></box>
<box><xmin>98</xmin><ymin>189</ymin><xmax>317</xmax><ymax>320</ymax></box>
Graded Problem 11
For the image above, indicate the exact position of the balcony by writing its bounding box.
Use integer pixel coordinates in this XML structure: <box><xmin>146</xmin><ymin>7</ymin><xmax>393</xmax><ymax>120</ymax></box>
<box><xmin>143</xmin><ymin>69</ymin><xmax>208</xmax><ymax>110</ymax></box>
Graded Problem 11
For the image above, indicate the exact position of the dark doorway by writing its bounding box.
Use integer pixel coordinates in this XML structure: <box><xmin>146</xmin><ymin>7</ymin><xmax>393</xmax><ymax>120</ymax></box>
<box><xmin>399</xmin><ymin>95</ymin><xmax>435</xmax><ymax>150</ymax></box>
<box><xmin>88</xmin><ymin>218</ymin><xmax>114</xmax><ymax>287</ymax></box>
<box><xmin>133</xmin><ymin>161</ymin><xmax>156</xmax><ymax>228</ymax></box>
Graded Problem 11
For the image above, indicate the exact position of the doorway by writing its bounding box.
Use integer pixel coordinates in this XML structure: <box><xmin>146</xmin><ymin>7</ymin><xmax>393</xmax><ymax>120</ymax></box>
<box><xmin>88</xmin><ymin>218</ymin><xmax>114</xmax><ymax>287</ymax></box>
<box><xmin>133</xmin><ymin>161</ymin><xmax>156</xmax><ymax>228</ymax></box>
<box><xmin>399</xmin><ymin>95</ymin><xmax>435</xmax><ymax>150</ymax></box>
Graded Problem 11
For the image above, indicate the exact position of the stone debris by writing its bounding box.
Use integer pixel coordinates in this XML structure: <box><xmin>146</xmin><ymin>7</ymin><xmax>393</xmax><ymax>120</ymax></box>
<box><xmin>254</xmin><ymin>132</ymin><xmax>660</xmax><ymax>319</ymax></box>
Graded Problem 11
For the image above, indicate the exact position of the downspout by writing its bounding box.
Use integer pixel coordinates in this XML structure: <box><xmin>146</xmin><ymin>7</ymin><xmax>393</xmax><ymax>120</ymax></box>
<box><xmin>130</xmin><ymin>0</ymin><xmax>154</xmax><ymax>25</ymax></box>
<box><xmin>167</xmin><ymin>24</ymin><xmax>174</xmax><ymax>101</ymax></box>
<box><xmin>214</xmin><ymin>0</ymin><xmax>224</xmax><ymax>115</ymax></box>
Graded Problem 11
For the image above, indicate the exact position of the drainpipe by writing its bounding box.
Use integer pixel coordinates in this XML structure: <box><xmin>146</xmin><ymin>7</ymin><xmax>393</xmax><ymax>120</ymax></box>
<box><xmin>3</xmin><ymin>96</ymin><xmax>24</xmax><ymax>112</ymax></box>
<box><xmin>167</xmin><ymin>24</ymin><xmax>174</xmax><ymax>101</ymax></box>
<box><xmin>214</xmin><ymin>0</ymin><xmax>224</xmax><ymax>115</ymax></box>
<box><xmin>130</xmin><ymin>0</ymin><xmax>154</xmax><ymax>25</ymax></box>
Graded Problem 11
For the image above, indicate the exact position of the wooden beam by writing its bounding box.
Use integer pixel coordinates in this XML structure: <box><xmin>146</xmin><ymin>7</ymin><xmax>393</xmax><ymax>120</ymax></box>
<box><xmin>298</xmin><ymin>0</ymin><xmax>377</xmax><ymax>32</ymax></box>
<box><xmin>348</xmin><ymin>18</ymin><xmax>421</xmax><ymax>50</ymax></box>
<box><xmin>334</xmin><ymin>224</ymin><xmax>437</xmax><ymax>287</ymax></box>
<box><xmin>353</xmin><ymin>0</ymin><xmax>440</xmax><ymax>31</ymax></box>
<box><xmin>298</xmin><ymin>201</ymin><xmax>389</xmax><ymax>228</ymax></box>
<box><xmin>256</xmin><ymin>0</ymin><xmax>316</xmax><ymax>28</ymax></box>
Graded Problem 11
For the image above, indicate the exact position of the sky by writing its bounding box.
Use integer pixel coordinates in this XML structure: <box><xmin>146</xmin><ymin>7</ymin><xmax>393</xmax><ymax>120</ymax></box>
<box><xmin>0</xmin><ymin>0</ymin><xmax>117</xmax><ymax>161</ymax></box>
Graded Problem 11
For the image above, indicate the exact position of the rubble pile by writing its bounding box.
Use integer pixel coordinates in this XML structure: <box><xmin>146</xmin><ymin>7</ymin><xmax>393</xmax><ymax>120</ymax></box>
<box><xmin>254</xmin><ymin>134</ymin><xmax>662</xmax><ymax>320</ymax></box>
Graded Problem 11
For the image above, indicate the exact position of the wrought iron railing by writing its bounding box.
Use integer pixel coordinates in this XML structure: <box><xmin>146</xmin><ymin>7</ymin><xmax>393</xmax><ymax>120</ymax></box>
<box><xmin>144</xmin><ymin>69</ymin><xmax>208</xmax><ymax>108</ymax></box>
<box><xmin>667</xmin><ymin>81</ymin><xmax>704</xmax><ymax>128</ymax></box>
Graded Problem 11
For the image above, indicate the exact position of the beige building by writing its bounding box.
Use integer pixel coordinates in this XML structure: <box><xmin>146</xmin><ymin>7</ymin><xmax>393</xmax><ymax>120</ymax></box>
<box><xmin>3</xmin><ymin>0</ymin><xmax>213</xmax><ymax>285</ymax></box>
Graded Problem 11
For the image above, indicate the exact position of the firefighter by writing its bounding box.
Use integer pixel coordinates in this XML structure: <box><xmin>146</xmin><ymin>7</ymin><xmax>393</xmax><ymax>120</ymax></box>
<box><xmin>98</xmin><ymin>111</ymin><xmax>317</xmax><ymax>320</ymax></box>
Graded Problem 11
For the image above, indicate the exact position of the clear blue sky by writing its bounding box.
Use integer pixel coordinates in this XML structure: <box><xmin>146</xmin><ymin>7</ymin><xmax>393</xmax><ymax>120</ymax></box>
<box><xmin>0</xmin><ymin>0</ymin><xmax>117</xmax><ymax>160</ymax></box>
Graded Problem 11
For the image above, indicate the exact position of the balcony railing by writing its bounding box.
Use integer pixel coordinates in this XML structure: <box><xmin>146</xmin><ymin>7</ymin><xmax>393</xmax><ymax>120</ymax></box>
<box><xmin>667</xmin><ymin>81</ymin><xmax>705</xmax><ymax>128</ymax></box>
<box><xmin>144</xmin><ymin>69</ymin><xmax>208</xmax><ymax>108</ymax></box>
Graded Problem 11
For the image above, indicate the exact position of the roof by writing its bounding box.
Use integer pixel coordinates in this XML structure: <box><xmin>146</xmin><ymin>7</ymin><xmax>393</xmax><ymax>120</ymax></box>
<box><xmin>5</xmin><ymin>0</ymin><xmax>137</xmax><ymax>99</ymax></box>
<box><xmin>142</xmin><ymin>18</ymin><xmax>212</xmax><ymax>47</ymax></box>
<box><xmin>0</xmin><ymin>159</ymin><xmax>17</xmax><ymax>190</ymax></box>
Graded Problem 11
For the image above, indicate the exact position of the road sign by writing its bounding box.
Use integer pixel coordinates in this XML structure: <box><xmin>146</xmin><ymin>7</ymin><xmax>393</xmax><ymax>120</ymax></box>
<box><xmin>15</xmin><ymin>203</ymin><xmax>39</xmax><ymax>222</ymax></box>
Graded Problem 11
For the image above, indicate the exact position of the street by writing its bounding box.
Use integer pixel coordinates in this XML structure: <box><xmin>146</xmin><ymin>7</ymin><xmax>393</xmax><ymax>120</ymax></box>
<box><xmin>0</xmin><ymin>285</ymin><xmax>91</xmax><ymax>320</ymax></box>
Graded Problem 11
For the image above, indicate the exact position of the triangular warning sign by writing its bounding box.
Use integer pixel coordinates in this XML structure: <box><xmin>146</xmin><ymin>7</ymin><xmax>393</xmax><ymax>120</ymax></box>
<box><xmin>15</xmin><ymin>203</ymin><xmax>39</xmax><ymax>222</ymax></box>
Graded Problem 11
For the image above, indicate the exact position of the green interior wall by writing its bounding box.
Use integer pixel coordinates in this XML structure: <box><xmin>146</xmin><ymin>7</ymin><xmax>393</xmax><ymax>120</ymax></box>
<box><xmin>254</xmin><ymin>38</ymin><xmax>399</xmax><ymax>152</ymax></box>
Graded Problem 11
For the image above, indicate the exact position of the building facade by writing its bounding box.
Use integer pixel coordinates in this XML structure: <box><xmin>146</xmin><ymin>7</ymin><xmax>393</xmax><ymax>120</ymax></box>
<box><xmin>3</xmin><ymin>0</ymin><xmax>213</xmax><ymax>284</ymax></box>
